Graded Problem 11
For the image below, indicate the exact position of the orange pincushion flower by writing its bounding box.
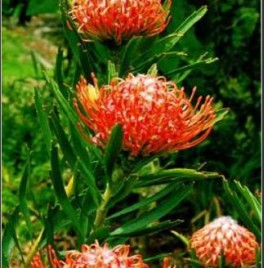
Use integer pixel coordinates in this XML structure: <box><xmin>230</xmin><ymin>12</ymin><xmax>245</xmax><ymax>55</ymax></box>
<box><xmin>75</xmin><ymin>73</ymin><xmax>216</xmax><ymax>156</ymax></box>
<box><xmin>189</xmin><ymin>216</ymin><xmax>260</xmax><ymax>267</ymax></box>
<box><xmin>70</xmin><ymin>0</ymin><xmax>171</xmax><ymax>44</ymax></box>
<box><xmin>31</xmin><ymin>241</ymin><xmax>148</xmax><ymax>268</ymax></box>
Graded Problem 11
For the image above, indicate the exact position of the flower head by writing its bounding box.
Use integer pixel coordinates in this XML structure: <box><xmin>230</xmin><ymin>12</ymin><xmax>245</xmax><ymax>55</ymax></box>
<box><xmin>45</xmin><ymin>241</ymin><xmax>148</xmax><ymax>268</ymax></box>
<box><xmin>70</xmin><ymin>0</ymin><xmax>171</xmax><ymax>44</ymax></box>
<box><xmin>189</xmin><ymin>216</ymin><xmax>260</xmax><ymax>267</ymax></box>
<box><xmin>75</xmin><ymin>73</ymin><xmax>216</xmax><ymax>156</ymax></box>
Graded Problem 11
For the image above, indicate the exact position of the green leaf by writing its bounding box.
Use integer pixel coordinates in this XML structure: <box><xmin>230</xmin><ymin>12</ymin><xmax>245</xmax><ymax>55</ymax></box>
<box><xmin>256</xmin><ymin>248</ymin><xmax>262</xmax><ymax>268</ymax></box>
<box><xmin>87</xmin><ymin>226</ymin><xmax>110</xmax><ymax>244</ymax></box>
<box><xmin>18</xmin><ymin>159</ymin><xmax>33</xmax><ymax>239</ymax></box>
<box><xmin>135</xmin><ymin>6</ymin><xmax>208</xmax><ymax>62</ymax></box>
<box><xmin>47</xmin><ymin>102</ymin><xmax>101</xmax><ymax>206</ymax></box>
<box><xmin>54</xmin><ymin>47</ymin><xmax>69</xmax><ymax>99</ymax></box>
<box><xmin>49</xmin><ymin>111</ymin><xmax>77</xmax><ymax>169</ymax></box>
<box><xmin>171</xmin><ymin>231</ymin><xmax>189</xmax><ymax>246</ymax></box>
<box><xmin>119</xmin><ymin>36</ymin><xmax>143</xmax><ymax>76</ymax></box>
<box><xmin>166</xmin><ymin>56</ymin><xmax>218</xmax><ymax>77</ymax></box>
<box><xmin>77</xmin><ymin>160</ymin><xmax>101</xmax><ymax>206</ymax></box>
<box><xmin>167</xmin><ymin>53</ymin><xmax>218</xmax><ymax>84</ymax></box>
<box><xmin>2</xmin><ymin>207</ymin><xmax>22</xmax><ymax>267</ymax></box>
<box><xmin>130</xmin><ymin>154</ymin><xmax>162</xmax><ymax>174</ymax></box>
<box><xmin>147</xmin><ymin>63</ymin><xmax>158</xmax><ymax>75</ymax></box>
<box><xmin>111</xmin><ymin>184</ymin><xmax>191</xmax><ymax>235</ymax></box>
<box><xmin>68</xmin><ymin>124</ymin><xmax>103</xmax><ymax>192</ymax></box>
<box><xmin>107</xmin><ymin>174</ymin><xmax>138</xmax><ymax>208</ymax></box>
<box><xmin>213</xmin><ymin>109</ymin><xmax>229</xmax><ymax>125</ymax></box>
<box><xmin>104</xmin><ymin>124</ymin><xmax>123</xmax><ymax>180</ymax></box>
<box><xmin>27</xmin><ymin>0</ymin><xmax>59</xmax><ymax>15</ymax></box>
<box><xmin>114</xmin><ymin>219</ymin><xmax>183</xmax><ymax>237</ymax></box>
<box><xmin>188</xmin><ymin>250</ymin><xmax>204</xmax><ymax>268</ymax></box>
<box><xmin>223</xmin><ymin>179</ymin><xmax>261</xmax><ymax>241</ymax></box>
<box><xmin>137</xmin><ymin>168</ymin><xmax>221</xmax><ymax>187</ymax></box>
<box><xmin>30</xmin><ymin>51</ymin><xmax>42</xmax><ymax>77</ymax></box>
<box><xmin>107</xmin><ymin>61</ymin><xmax>118</xmax><ymax>83</ymax></box>
<box><xmin>219</xmin><ymin>253</ymin><xmax>226</xmax><ymax>268</ymax></box>
<box><xmin>46</xmin><ymin>76</ymin><xmax>78</xmax><ymax>126</ymax></box>
<box><xmin>60</xmin><ymin>1</ymin><xmax>90</xmax><ymax>73</ymax></box>
<box><xmin>50</xmin><ymin>144</ymin><xmax>83</xmax><ymax>238</ymax></box>
<box><xmin>174</xmin><ymin>6</ymin><xmax>208</xmax><ymax>36</ymax></box>
<box><xmin>144</xmin><ymin>252</ymin><xmax>174</xmax><ymax>263</ymax></box>
<box><xmin>233</xmin><ymin>180</ymin><xmax>262</xmax><ymax>224</ymax></box>
<box><xmin>132</xmin><ymin>51</ymin><xmax>185</xmax><ymax>74</ymax></box>
<box><xmin>34</xmin><ymin>88</ymin><xmax>52</xmax><ymax>155</ymax></box>
<box><xmin>72</xmin><ymin>62</ymin><xmax>83</xmax><ymax>89</ymax></box>
<box><xmin>69</xmin><ymin>124</ymin><xmax>92</xmax><ymax>164</ymax></box>
<box><xmin>107</xmin><ymin>183</ymin><xmax>179</xmax><ymax>220</ymax></box>
<box><xmin>46</xmin><ymin>205</ymin><xmax>72</xmax><ymax>234</ymax></box>
<box><xmin>43</xmin><ymin>215</ymin><xmax>55</xmax><ymax>247</ymax></box>
<box><xmin>93</xmin><ymin>41</ymin><xmax>111</xmax><ymax>64</ymax></box>
<box><xmin>60</xmin><ymin>0</ymin><xmax>102</xmax><ymax>76</ymax></box>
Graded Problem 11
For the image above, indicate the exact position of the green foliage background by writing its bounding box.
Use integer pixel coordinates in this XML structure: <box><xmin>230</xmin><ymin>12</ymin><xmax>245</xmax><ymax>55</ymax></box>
<box><xmin>167</xmin><ymin>0</ymin><xmax>261</xmax><ymax>185</ymax></box>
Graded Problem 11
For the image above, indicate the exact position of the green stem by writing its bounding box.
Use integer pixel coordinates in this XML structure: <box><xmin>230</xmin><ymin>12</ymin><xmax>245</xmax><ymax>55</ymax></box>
<box><xmin>93</xmin><ymin>183</ymin><xmax>113</xmax><ymax>229</ymax></box>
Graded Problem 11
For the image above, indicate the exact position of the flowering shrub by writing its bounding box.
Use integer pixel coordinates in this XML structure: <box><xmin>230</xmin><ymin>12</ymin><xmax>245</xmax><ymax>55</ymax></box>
<box><xmin>2</xmin><ymin>0</ymin><xmax>261</xmax><ymax>268</ymax></box>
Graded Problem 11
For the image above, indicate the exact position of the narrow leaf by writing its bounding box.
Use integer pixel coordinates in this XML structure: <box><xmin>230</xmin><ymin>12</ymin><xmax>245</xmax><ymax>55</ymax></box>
<box><xmin>47</xmin><ymin>76</ymin><xmax>78</xmax><ymax>126</ymax></box>
<box><xmin>175</xmin><ymin>6</ymin><xmax>208</xmax><ymax>35</ymax></box>
<box><xmin>54</xmin><ymin>47</ymin><xmax>69</xmax><ymax>99</ymax></box>
<box><xmin>233</xmin><ymin>180</ymin><xmax>262</xmax><ymax>224</ymax></box>
<box><xmin>107</xmin><ymin>61</ymin><xmax>118</xmax><ymax>83</ymax></box>
<box><xmin>223</xmin><ymin>179</ymin><xmax>261</xmax><ymax>240</ymax></box>
<box><xmin>138</xmin><ymin>168</ymin><xmax>220</xmax><ymax>187</ymax></box>
<box><xmin>112</xmin><ymin>219</ymin><xmax>183</xmax><ymax>237</ymax></box>
<box><xmin>107</xmin><ymin>174</ymin><xmax>138</xmax><ymax>208</ymax></box>
<box><xmin>104</xmin><ymin>124</ymin><xmax>123</xmax><ymax>180</ymax></box>
<box><xmin>34</xmin><ymin>88</ymin><xmax>52</xmax><ymax>155</ymax></box>
<box><xmin>136</xmin><ymin>6</ymin><xmax>208</xmax><ymax>61</ymax></box>
<box><xmin>49</xmin><ymin>112</ymin><xmax>77</xmax><ymax>169</ymax></box>
<box><xmin>18</xmin><ymin>159</ymin><xmax>33</xmax><ymax>239</ymax></box>
<box><xmin>107</xmin><ymin>183</ymin><xmax>179</xmax><ymax>220</ymax></box>
<box><xmin>166</xmin><ymin>56</ymin><xmax>218</xmax><ymax>76</ymax></box>
<box><xmin>119</xmin><ymin>36</ymin><xmax>143</xmax><ymax>76</ymax></box>
<box><xmin>2</xmin><ymin>207</ymin><xmax>21</xmax><ymax>267</ymax></box>
<box><xmin>50</xmin><ymin>145</ymin><xmax>83</xmax><ymax>237</ymax></box>
<box><xmin>111</xmin><ymin>184</ymin><xmax>191</xmax><ymax>235</ymax></box>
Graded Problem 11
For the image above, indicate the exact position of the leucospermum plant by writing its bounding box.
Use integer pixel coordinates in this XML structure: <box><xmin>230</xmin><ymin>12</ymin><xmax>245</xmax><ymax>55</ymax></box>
<box><xmin>2</xmin><ymin>0</ymin><xmax>261</xmax><ymax>267</ymax></box>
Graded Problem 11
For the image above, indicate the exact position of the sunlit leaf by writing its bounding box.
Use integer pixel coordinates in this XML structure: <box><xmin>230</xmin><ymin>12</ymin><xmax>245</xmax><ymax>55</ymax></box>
<box><xmin>138</xmin><ymin>168</ymin><xmax>221</xmax><ymax>187</ymax></box>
